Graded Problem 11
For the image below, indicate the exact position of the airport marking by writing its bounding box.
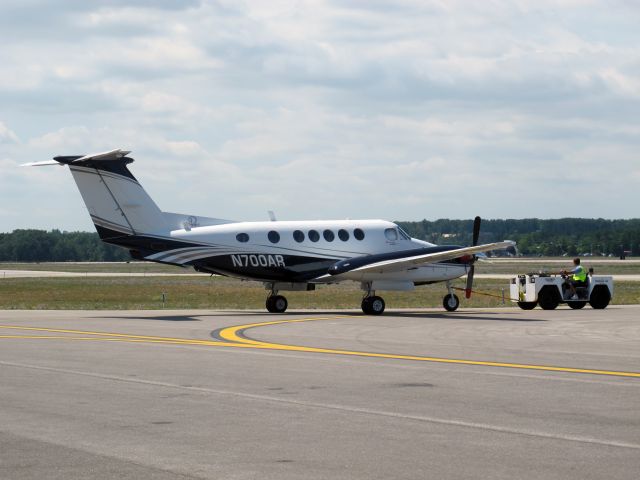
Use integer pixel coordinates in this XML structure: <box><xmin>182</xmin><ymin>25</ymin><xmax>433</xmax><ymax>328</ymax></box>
<box><xmin>2</xmin><ymin>316</ymin><xmax>640</xmax><ymax>379</ymax></box>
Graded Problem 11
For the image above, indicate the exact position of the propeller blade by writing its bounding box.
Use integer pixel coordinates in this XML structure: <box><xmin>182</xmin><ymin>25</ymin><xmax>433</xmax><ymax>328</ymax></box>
<box><xmin>465</xmin><ymin>264</ymin><xmax>474</xmax><ymax>299</ymax></box>
<box><xmin>472</xmin><ymin>216</ymin><xmax>481</xmax><ymax>246</ymax></box>
<box><xmin>466</xmin><ymin>216</ymin><xmax>481</xmax><ymax>299</ymax></box>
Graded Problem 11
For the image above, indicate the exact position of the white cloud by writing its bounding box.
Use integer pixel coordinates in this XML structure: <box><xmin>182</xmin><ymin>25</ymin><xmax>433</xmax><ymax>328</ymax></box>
<box><xmin>1</xmin><ymin>0</ymin><xmax>640</xmax><ymax>230</ymax></box>
<box><xmin>0</xmin><ymin>122</ymin><xmax>20</xmax><ymax>144</ymax></box>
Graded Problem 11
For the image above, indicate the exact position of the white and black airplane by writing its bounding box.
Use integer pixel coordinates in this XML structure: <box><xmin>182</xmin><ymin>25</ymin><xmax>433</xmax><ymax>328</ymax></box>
<box><xmin>25</xmin><ymin>149</ymin><xmax>515</xmax><ymax>314</ymax></box>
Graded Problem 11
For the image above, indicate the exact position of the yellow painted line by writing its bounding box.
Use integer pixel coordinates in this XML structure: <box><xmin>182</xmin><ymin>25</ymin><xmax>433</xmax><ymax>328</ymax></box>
<box><xmin>0</xmin><ymin>335</ymin><xmax>98</xmax><ymax>340</ymax></box>
<box><xmin>217</xmin><ymin>316</ymin><xmax>640</xmax><ymax>379</ymax></box>
<box><xmin>0</xmin><ymin>325</ymin><xmax>238</xmax><ymax>347</ymax></box>
<box><xmin>216</xmin><ymin>315</ymin><xmax>354</xmax><ymax>344</ymax></box>
<box><xmin>3</xmin><ymin>318</ymin><xmax>640</xmax><ymax>378</ymax></box>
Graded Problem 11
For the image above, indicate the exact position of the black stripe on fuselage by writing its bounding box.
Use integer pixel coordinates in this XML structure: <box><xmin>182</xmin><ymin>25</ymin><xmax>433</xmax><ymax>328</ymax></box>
<box><xmin>93</xmin><ymin>228</ymin><xmax>339</xmax><ymax>281</ymax></box>
<box><xmin>193</xmin><ymin>254</ymin><xmax>337</xmax><ymax>282</ymax></box>
<box><xmin>327</xmin><ymin>245</ymin><xmax>464</xmax><ymax>275</ymax></box>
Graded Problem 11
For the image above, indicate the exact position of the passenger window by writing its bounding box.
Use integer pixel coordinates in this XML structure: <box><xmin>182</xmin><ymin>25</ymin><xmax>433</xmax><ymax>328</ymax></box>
<box><xmin>236</xmin><ymin>233</ymin><xmax>249</xmax><ymax>243</ymax></box>
<box><xmin>293</xmin><ymin>230</ymin><xmax>305</xmax><ymax>243</ymax></box>
<box><xmin>323</xmin><ymin>229</ymin><xmax>335</xmax><ymax>242</ymax></box>
<box><xmin>384</xmin><ymin>228</ymin><xmax>398</xmax><ymax>241</ymax></box>
<box><xmin>308</xmin><ymin>230</ymin><xmax>320</xmax><ymax>242</ymax></box>
<box><xmin>338</xmin><ymin>229</ymin><xmax>349</xmax><ymax>241</ymax></box>
<box><xmin>354</xmin><ymin>228</ymin><xmax>365</xmax><ymax>241</ymax></box>
<box><xmin>268</xmin><ymin>230</ymin><xmax>280</xmax><ymax>244</ymax></box>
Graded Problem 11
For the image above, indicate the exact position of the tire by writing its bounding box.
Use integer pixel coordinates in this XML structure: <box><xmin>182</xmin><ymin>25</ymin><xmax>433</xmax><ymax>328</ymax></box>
<box><xmin>443</xmin><ymin>293</ymin><xmax>460</xmax><ymax>312</ymax></box>
<box><xmin>568</xmin><ymin>301</ymin><xmax>587</xmax><ymax>309</ymax></box>
<box><xmin>538</xmin><ymin>287</ymin><xmax>560</xmax><ymax>310</ymax></box>
<box><xmin>266</xmin><ymin>295</ymin><xmax>288</xmax><ymax>313</ymax></box>
<box><xmin>517</xmin><ymin>301</ymin><xmax>537</xmax><ymax>310</ymax></box>
<box><xmin>589</xmin><ymin>286</ymin><xmax>611</xmax><ymax>309</ymax></box>
<box><xmin>362</xmin><ymin>296</ymin><xmax>385</xmax><ymax>315</ymax></box>
<box><xmin>361</xmin><ymin>297</ymin><xmax>372</xmax><ymax>314</ymax></box>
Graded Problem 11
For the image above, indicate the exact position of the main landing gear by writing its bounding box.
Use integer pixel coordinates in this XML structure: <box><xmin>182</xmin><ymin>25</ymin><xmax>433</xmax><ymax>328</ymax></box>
<box><xmin>266</xmin><ymin>295</ymin><xmax>287</xmax><ymax>313</ymax></box>
<box><xmin>361</xmin><ymin>283</ymin><xmax>385</xmax><ymax>315</ymax></box>
<box><xmin>265</xmin><ymin>285</ymin><xmax>288</xmax><ymax>313</ymax></box>
<box><xmin>361</xmin><ymin>295</ymin><xmax>385</xmax><ymax>315</ymax></box>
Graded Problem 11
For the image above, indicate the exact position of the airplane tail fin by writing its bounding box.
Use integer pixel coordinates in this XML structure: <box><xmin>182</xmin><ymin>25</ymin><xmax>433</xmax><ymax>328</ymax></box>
<box><xmin>24</xmin><ymin>149</ymin><xmax>168</xmax><ymax>241</ymax></box>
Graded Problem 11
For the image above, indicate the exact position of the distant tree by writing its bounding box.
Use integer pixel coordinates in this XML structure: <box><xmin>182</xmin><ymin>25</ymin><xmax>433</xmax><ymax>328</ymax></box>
<box><xmin>397</xmin><ymin>218</ymin><xmax>640</xmax><ymax>256</ymax></box>
<box><xmin>0</xmin><ymin>230</ymin><xmax>129</xmax><ymax>262</ymax></box>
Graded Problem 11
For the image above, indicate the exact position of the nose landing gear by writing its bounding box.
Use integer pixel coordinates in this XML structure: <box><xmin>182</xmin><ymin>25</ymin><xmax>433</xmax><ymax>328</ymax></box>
<box><xmin>443</xmin><ymin>281</ymin><xmax>460</xmax><ymax>312</ymax></box>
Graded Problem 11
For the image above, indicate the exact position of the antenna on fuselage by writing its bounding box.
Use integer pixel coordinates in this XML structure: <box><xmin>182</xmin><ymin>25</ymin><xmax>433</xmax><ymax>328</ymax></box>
<box><xmin>268</xmin><ymin>210</ymin><xmax>277</xmax><ymax>222</ymax></box>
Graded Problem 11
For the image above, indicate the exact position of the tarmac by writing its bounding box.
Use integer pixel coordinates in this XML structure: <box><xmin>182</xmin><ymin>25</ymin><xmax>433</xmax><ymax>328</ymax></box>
<box><xmin>1</xmin><ymin>306</ymin><xmax>639</xmax><ymax>479</ymax></box>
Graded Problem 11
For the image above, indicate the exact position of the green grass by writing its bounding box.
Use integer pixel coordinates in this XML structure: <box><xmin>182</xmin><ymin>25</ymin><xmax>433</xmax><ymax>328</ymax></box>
<box><xmin>1</xmin><ymin>276</ymin><xmax>638</xmax><ymax>310</ymax></box>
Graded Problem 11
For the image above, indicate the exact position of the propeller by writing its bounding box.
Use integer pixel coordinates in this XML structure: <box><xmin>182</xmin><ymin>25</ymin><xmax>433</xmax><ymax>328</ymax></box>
<box><xmin>465</xmin><ymin>216</ymin><xmax>481</xmax><ymax>299</ymax></box>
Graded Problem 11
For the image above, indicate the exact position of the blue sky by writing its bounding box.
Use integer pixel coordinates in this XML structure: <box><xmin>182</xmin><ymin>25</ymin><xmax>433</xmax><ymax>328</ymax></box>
<box><xmin>1</xmin><ymin>0</ymin><xmax>639</xmax><ymax>232</ymax></box>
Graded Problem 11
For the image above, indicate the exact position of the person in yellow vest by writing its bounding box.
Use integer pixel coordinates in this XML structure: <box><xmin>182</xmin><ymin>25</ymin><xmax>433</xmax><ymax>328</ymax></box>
<box><xmin>562</xmin><ymin>258</ymin><xmax>588</xmax><ymax>300</ymax></box>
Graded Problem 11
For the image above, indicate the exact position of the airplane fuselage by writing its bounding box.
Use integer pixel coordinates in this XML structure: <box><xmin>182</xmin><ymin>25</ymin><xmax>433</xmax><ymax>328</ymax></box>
<box><xmin>137</xmin><ymin>219</ymin><xmax>469</xmax><ymax>286</ymax></box>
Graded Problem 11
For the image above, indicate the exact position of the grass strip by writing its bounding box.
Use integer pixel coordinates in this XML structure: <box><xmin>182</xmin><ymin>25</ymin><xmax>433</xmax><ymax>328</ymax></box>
<box><xmin>1</xmin><ymin>276</ymin><xmax>638</xmax><ymax>310</ymax></box>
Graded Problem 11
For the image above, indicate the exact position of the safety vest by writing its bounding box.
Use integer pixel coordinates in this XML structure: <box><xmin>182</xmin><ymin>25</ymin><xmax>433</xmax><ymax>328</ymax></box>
<box><xmin>573</xmin><ymin>265</ymin><xmax>587</xmax><ymax>282</ymax></box>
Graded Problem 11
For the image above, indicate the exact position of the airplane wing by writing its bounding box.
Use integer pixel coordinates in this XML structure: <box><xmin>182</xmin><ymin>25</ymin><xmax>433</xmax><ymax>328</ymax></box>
<box><xmin>327</xmin><ymin>240</ymin><xmax>515</xmax><ymax>277</ymax></box>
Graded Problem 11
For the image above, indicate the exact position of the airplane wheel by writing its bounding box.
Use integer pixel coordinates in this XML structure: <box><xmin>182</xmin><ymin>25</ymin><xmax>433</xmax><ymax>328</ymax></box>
<box><xmin>517</xmin><ymin>301</ymin><xmax>537</xmax><ymax>310</ymax></box>
<box><xmin>568</xmin><ymin>301</ymin><xmax>587</xmax><ymax>309</ymax></box>
<box><xmin>443</xmin><ymin>293</ymin><xmax>459</xmax><ymax>312</ymax></box>
<box><xmin>266</xmin><ymin>295</ymin><xmax>288</xmax><ymax>313</ymax></box>
<box><xmin>361</xmin><ymin>296</ymin><xmax>385</xmax><ymax>315</ymax></box>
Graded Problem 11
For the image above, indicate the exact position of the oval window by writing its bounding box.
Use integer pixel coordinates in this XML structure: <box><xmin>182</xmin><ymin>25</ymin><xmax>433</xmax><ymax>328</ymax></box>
<box><xmin>353</xmin><ymin>228</ymin><xmax>365</xmax><ymax>241</ymax></box>
<box><xmin>268</xmin><ymin>230</ymin><xmax>280</xmax><ymax>244</ymax></box>
<box><xmin>338</xmin><ymin>229</ymin><xmax>349</xmax><ymax>241</ymax></box>
<box><xmin>236</xmin><ymin>233</ymin><xmax>249</xmax><ymax>243</ymax></box>
<box><xmin>308</xmin><ymin>230</ymin><xmax>320</xmax><ymax>242</ymax></box>
<box><xmin>293</xmin><ymin>230</ymin><xmax>305</xmax><ymax>243</ymax></box>
<box><xmin>323</xmin><ymin>229</ymin><xmax>335</xmax><ymax>242</ymax></box>
<box><xmin>384</xmin><ymin>228</ymin><xmax>398</xmax><ymax>241</ymax></box>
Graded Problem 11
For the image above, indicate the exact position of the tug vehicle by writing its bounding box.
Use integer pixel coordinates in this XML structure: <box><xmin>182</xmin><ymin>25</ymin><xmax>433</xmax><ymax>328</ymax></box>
<box><xmin>510</xmin><ymin>272</ymin><xmax>613</xmax><ymax>310</ymax></box>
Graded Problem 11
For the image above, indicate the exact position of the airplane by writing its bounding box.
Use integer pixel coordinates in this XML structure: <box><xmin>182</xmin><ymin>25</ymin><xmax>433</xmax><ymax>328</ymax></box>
<box><xmin>24</xmin><ymin>149</ymin><xmax>515</xmax><ymax>315</ymax></box>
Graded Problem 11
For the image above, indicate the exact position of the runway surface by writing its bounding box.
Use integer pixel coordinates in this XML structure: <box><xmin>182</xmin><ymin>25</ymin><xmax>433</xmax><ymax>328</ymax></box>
<box><xmin>1</xmin><ymin>306</ymin><xmax>639</xmax><ymax>479</ymax></box>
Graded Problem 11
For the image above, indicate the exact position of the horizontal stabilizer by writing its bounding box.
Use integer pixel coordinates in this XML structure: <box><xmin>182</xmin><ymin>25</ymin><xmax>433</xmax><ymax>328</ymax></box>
<box><xmin>71</xmin><ymin>149</ymin><xmax>131</xmax><ymax>163</ymax></box>
<box><xmin>21</xmin><ymin>160</ymin><xmax>64</xmax><ymax>167</ymax></box>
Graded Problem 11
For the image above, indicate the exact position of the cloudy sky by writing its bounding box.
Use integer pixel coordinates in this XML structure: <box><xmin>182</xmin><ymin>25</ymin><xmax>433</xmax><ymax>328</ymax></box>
<box><xmin>1</xmin><ymin>0</ymin><xmax>639</xmax><ymax>232</ymax></box>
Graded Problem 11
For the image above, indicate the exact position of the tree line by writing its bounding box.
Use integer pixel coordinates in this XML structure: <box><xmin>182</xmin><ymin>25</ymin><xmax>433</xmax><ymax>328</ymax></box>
<box><xmin>0</xmin><ymin>229</ymin><xmax>129</xmax><ymax>262</ymax></box>
<box><xmin>397</xmin><ymin>218</ymin><xmax>640</xmax><ymax>257</ymax></box>
<box><xmin>0</xmin><ymin>219</ymin><xmax>638</xmax><ymax>262</ymax></box>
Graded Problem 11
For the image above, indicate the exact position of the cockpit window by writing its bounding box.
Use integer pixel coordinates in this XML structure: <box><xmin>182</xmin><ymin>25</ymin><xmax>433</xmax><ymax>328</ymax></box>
<box><xmin>397</xmin><ymin>227</ymin><xmax>411</xmax><ymax>240</ymax></box>
<box><xmin>384</xmin><ymin>228</ymin><xmax>398</xmax><ymax>241</ymax></box>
